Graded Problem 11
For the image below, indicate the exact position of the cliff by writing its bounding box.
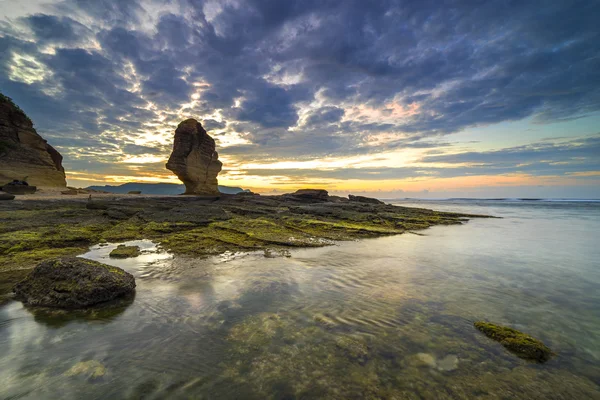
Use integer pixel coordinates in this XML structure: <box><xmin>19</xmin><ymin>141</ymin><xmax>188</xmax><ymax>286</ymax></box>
<box><xmin>0</xmin><ymin>94</ymin><xmax>66</xmax><ymax>187</ymax></box>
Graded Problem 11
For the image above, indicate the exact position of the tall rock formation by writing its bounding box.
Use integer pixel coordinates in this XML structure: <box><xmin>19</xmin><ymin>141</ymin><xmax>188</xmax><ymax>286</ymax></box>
<box><xmin>0</xmin><ymin>94</ymin><xmax>66</xmax><ymax>187</ymax></box>
<box><xmin>166</xmin><ymin>119</ymin><xmax>222</xmax><ymax>195</ymax></box>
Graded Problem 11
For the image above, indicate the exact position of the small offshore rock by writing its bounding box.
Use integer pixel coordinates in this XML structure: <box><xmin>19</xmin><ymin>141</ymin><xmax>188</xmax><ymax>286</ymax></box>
<box><xmin>348</xmin><ymin>194</ymin><xmax>384</xmax><ymax>205</ymax></box>
<box><xmin>109</xmin><ymin>245</ymin><xmax>141</xmax><ymax>258</ymax></box>
<box><xmin>474</xmin><ymin>321</ymin><xmax>554</xmax><ymax>362</ymax></box>
<box><xmin>13</xmin><ymin>257</ymin><xmax>135</xmax><ymax>308</ymax></box>
<box><xmin>65</xmin><ymin>360</ymin><xmax>106</xmax><ymax>380</ymax></box>
<box><xmin>287</xmin><ymin>189</ymin><xmax>329</xmax><ymax>202</ymax></box>
<box><xmin>0</xmin><ymin>191</ymin><xmax>15</xmax><ymax>200</ymax></box>
<box><xmin>128</xmin><ymin>190</ymin><xmax>142</xmax><ymax>194</ymax></box>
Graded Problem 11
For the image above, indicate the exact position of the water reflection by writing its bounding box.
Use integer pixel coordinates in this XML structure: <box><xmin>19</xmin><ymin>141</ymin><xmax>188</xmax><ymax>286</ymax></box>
<box><xmin>0</xmin><ymin>202</ymin><xmax>599</xmax><ymax>398</ymax></box>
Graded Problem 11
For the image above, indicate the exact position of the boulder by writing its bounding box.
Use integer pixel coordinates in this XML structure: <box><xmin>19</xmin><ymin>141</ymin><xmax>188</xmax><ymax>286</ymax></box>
<box><xmin>13</xmin><ymin>257</ymin><xmax>136</xmax><ymax>308</ymax></box>
<box><xmin>0</xmin><ymin>93</ymin><xmax>66</xmax><ymax>187</ymax></box>
<box><xmin>0</xmin><ymin>191</ymin><xmax>15</xmax><ymax>200</ymax></box>
<box><xmin>2</xmin><ymin>180</ymin><xmax>37</xmax><ymax>194</ymax></box>
<box><xmin>109</xmin><ymin>245</ymin><xmax>140</xmax><ymax>258</ymax></box>
<box><xmin>348</xmin><ymin>194</ymin><xmax>384</xmax><ymax>205</ymax></box>
<box><xmin>474</xmin><ymin>321</ymin><xmax>554</xmax><ymax>362</ymax></box>
<box><xmin>166</xmin><ymin>119</ymin><xmax>222</xmax><ymax>195</ymax></box>
<box><xmin>288</xmin><ymin>189</ymin><xmax>329</xmax><ymax>202</ymax></box>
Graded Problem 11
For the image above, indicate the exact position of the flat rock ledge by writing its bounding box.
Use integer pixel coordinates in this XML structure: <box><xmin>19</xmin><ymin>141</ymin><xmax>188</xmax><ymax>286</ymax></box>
<box><xmin>13</xmin><ymin>257</ymin><xmax>135</xmax><ymax>308</ymax></box>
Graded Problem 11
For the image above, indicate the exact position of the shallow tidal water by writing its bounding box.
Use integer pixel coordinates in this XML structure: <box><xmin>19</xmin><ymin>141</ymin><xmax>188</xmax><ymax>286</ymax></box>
<box><xmin>1</xmin><ymin>200</ymin><xmax>599</xmax><ymax>399</ymax></box>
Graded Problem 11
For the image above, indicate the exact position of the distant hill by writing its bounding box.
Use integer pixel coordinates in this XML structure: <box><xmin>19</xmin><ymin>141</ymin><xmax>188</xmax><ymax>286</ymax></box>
<box><xmin>86</xmin><ymin>182</ymin><xmax>248</xmax><ymax>195</ymax></box>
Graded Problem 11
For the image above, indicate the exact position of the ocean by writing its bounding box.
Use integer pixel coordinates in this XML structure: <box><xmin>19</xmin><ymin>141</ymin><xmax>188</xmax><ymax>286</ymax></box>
<box><xmin>1</xmin><ymin>199</ymin><xmax>599</xmax><ymax>399</ymax></box>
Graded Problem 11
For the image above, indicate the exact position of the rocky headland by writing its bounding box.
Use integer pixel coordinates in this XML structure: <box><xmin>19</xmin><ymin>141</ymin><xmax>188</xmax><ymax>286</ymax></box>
<box><xmin>0</xmin><ymin>94</ymin><xmax>66</xmax><ymax>188</ymax></box>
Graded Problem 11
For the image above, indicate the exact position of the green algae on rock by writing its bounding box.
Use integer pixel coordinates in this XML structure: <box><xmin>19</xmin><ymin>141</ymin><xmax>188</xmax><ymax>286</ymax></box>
<box><xmin>474</xmin><ymin>321</ymin><xmax>554</xmax><ymax>362</ymax></box>
<box><xmin>13</xmin><ymin>257</ymin><xmax>135</xmax><ymax>308</ymax></box>
<box><xmin>0</xmin><ymin>192</ymin><xmax>490</xmax><ymax>273</ymax></box>
<box><xmin>65</xmin><ymin>360</ymin><xmax>106</xmax><ymax>381</ymax></box>
<box><xmin>109</xmin><ymin>244</ymin><xmax>141</xmax><ymax>258</ymax></box>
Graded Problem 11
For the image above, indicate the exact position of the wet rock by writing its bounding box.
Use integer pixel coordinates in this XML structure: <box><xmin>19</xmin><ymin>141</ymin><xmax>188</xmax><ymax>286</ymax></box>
<box><xmin>166</xmin><ymin>119</ymin><xmax>222</xmax><ymax>195</ymax></box>
<box><xmin>103</xmin><ymin>209</ymin><xmax>129</xmax><ymax>220</ymax></box>
<box><xmin>348</xmin><ymin>194</ymin><xmax>384</xmax><ymax>205</ymax></box>
<box><xmin>0</xmin><ymin>191</ymin><xmax>15</xmax><ymax>200</ymax></box>
<box><xmin>413</xmin><ymin>353</ymin><xmax>459</xmax><ymax>371</ymax></box>
<box><xmin>128</xmin><ymin>190</ymin><xmax>142</xmax><ymax>194</ymax></box>
<box><xmin>0</xmin><ymin>94</ymin><xmax>66</xmax><ymax>187</ymax></box>
<box><xmin>109</xmin><ymin>245</ymin><xmax>141</xmax><ymax>258</ymax></box>
<box><xmin>263</xmin><ymin>248</ymin><xmax>291</xmax><ymax>258</ymax></box>
<box><xmin>474</xmin><ymin>321</ymin><xmax>554</xmax><ymax>362</ymax></box>
<box><xmin>13</xmin><ymin>257</ymin><xmax>135</xmax><ymax>308</ymax></box>
<box><xmin>65</xmin><ymin>360</ymin><xmax>106</xmax><ymax>381</ymax></box>
<box><xmin>86</xmin><ymin>199</ymin><xmax>109</xmax><ymax>210</ymax></box>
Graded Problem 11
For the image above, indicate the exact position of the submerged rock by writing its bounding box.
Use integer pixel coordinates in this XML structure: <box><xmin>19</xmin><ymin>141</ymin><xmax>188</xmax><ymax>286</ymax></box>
<box><xmin>413</xmin><ymin>353</ymin><xmax>459</xmax><ymax>371</ymax></box>
<box><xmin>166</xmin><ymin>119</ymin><xmax>222</xmax><ymax>195</ymax></box>
<box><xmin>109</xmin><ymin>245</ymin><xmax>141</xmax><ymax>258</ymax></box>
<box><xmin>474</xmin><ymin>321</ymin><xmax>554</xmax><ymax>362</ymax></box>
<box><xmin>0</xmin><ymin>93</ymin><xmax>66</xmax><ymax>187</ymax></box>
<box><xmin>65</xmin><ymin>360</ymin><xmax>106</xmax><ymax>381</ymax></box>
<box><xmin>13</xmin><ymin>257</ymin><xmax>135</xmax><ymax>308</ymax></box>
<box><xmin>335</xmin><ymin>336</ymin><xmax>369</xmax><ymax>364</ymax></box>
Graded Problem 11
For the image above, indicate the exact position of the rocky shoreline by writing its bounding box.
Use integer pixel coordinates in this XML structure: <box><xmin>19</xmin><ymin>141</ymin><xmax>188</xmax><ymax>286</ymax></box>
<box><xmin>0</xmin><ymin>190</ymin><xmax>489</xmax><ymax>300</ymax></box>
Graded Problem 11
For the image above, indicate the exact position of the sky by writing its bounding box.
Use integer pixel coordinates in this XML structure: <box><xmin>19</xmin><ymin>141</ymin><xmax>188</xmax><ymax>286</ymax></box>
<box><xmin>1</xmin><ymin>0</ymin><xmax>599</xmax><ymax>198</ymax></box>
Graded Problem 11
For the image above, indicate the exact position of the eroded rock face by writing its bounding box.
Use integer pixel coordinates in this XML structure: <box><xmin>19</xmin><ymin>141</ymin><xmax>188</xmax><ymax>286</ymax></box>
<box><xmin>13</xmin><ymin>257</ymin><xmax>135</xmax><ymax>308</ymax></box>
<box><xmin>0</xmin><ymin>94</ymin><xmax>66</xmax><ymax>187</ymax></box>
<box><xmin>166</xmin><ymin>119</ymin><xmax>222</xmax><ymax>195</ymax></box>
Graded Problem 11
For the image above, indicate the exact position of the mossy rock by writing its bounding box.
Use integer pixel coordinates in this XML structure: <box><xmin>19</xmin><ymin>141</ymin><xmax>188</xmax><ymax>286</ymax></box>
<box><xmin>474</xmin><ymin>321</ymin><xmax>554</xmax><ymax>362</ymax></box>
<box><xmin>65</xmin><ymin>360</ymin><xmax>106</xmax><ymax>381</ymax></box>
<box><xmin>13</xmin><ymin>257</ymin><xmax>135</xmax><ymax>308</ymax></box>
<box><xmin>109</xmin><ymin>245</ymin><xmax>141</xmax><ymax>258</ymax></box>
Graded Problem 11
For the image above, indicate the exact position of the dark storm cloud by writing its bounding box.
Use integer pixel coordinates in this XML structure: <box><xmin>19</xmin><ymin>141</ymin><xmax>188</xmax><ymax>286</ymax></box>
<box><xmin>202</xmin><ymin>119</ymin><xmax>226</xmax><ymax>131</ymax></box>
<box><xmin>1</xmin><ymin>0</ymin><xmax>599</xmax><ymax>181</ymax></box>
<box><xmin>305</xmin><ymin>107</ymin><xmax>345</xmax><ymax>126</ymax></box>
<box><xmin>22</xmin><ymin>14</ymin><xmax>90</xmax><ymax>44</ymax></box>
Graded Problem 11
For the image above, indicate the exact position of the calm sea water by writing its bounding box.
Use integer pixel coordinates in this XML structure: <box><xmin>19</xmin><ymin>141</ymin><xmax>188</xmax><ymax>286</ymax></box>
<box><xmin>1</xmin><ymin>200</ymin><xmax>599</xmax><ymax>399</ymax></box>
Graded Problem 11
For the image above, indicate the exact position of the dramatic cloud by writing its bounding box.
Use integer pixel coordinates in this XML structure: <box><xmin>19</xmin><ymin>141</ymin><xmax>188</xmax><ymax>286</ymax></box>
<box><xmin>0</xmin><ymin>0</ymin><xmax>599</xmax><ymax>195</ymax></box>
